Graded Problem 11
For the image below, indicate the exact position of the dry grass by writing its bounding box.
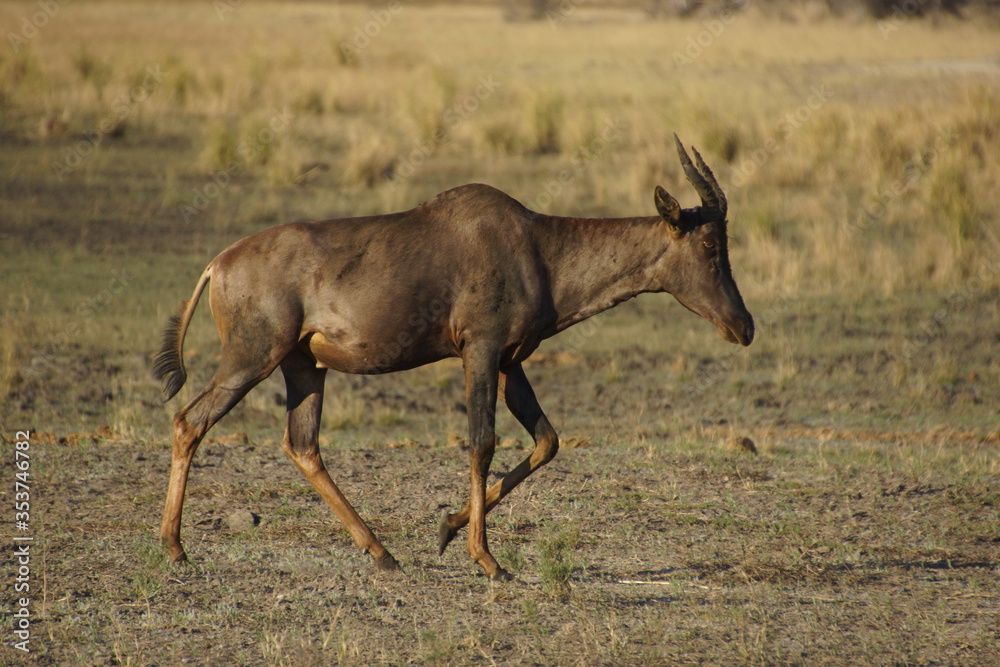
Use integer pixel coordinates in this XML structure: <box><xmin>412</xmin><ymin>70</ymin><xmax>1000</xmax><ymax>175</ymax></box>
<box><xmin>2</xmin><ymin>3</ymin><xmax>999</xmax><ymax>302</ymax></box>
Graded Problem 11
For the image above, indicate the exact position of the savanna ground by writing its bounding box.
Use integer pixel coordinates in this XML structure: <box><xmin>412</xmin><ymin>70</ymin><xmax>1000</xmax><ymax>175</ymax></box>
<box><xmin>1</xmin><ymin>1</ymin><xmax>999</xmax><ymax>664</ymax></box>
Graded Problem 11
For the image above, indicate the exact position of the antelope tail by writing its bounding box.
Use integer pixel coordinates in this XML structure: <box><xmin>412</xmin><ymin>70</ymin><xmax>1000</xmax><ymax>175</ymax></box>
<box><xmin>152</xmin><ymin>265</ymin><xmax>212</xmax><ymax>402</ymax></box>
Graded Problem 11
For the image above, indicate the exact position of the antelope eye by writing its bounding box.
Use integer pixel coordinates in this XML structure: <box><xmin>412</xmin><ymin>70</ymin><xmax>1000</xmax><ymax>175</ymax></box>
<box><xmin>703</xmin><ymin>240</ymin><xmax>716</xmax><ymax>250</ymax></box>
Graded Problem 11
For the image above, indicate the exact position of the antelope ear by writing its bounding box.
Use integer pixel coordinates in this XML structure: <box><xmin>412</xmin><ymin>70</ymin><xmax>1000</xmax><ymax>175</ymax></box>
<box><xmin>654</xmin><ymin>186</ymin><xmax>683</xmax><ymax>238</ymax></box>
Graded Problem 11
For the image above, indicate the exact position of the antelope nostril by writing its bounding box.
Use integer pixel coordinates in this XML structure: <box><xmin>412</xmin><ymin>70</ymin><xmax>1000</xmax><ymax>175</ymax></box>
<box><xmin>743</xmin><ymin>320</ymin><xmax>755</xmax><ymax>345</ymax></box>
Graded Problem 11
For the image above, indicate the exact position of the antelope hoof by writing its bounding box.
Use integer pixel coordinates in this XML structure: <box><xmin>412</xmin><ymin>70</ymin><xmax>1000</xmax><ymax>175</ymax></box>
<box><xmin>438</xmin><ymin>510</ymin><xmax>459</xmax><ymax>556</ymax></box>
<box><xmin>375</xmin><ymin>551</ymin><xmax>402</xmax><ymax>572</ymax></box>
<box><xmin>163</xmin><ymin>541</ymin><xmax>188</xmax><ymax>565</ymax></box>
<box><xmin>490</xmin><ymin>567</ymin><xmax>515</xmax><ymax>582</ymax></box>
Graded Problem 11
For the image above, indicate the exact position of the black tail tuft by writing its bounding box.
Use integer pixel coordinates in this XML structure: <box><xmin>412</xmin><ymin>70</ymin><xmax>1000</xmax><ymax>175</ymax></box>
<box><xmin>152</xmin><ymin>302</ymin><xmax>188</xmax><ymax>402</ymax></box>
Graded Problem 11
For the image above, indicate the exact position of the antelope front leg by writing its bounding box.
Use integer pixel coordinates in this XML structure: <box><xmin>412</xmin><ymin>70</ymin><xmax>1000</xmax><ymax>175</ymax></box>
<box><xmin>439</xmin><ymin>363</ymin><xmax>558</xmax><ymax>555</ymax></box>
<box><xmin>461</xmin><ymin>348</ymin><xmax>512</xmax><ymax>581</ymax></box>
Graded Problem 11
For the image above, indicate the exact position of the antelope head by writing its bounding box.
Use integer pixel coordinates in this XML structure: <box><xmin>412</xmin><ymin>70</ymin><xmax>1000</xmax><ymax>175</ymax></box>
<box><xmin>654</xmin><ymin>135</ymin><xmax>754</xmax><ymax>346</ymax></box>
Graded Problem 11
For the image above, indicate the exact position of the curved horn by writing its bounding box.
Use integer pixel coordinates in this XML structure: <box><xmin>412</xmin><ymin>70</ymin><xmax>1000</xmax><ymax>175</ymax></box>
<box><xmin>673</xmin><ymin>133</ymin><xmax>727</xmax><ymax>221</ymax></box>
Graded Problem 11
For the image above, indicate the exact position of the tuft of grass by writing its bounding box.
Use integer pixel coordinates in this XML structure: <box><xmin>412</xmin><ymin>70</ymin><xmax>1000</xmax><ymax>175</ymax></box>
<box><xmin>530</xmin><ymin>92</ymin><xmax>564</xmax><ymax>155</ymax></box>
<box><xmin>133</xmin><ymin>539</ymin><xmax>167</xmax><ymax>571</ymax></box>
<box><xmin>0</xmin><ymin>49</ymin><xmax>42</xmax><ymax>91</ymax></box>
<box><xmin>165</xmin><ymin>61</ymin><xmax>200</xmax><ymax>108</ymax></box>
<box><xmin>603</xmin><ymin>355</ymin><xmax>625</xmax><ymax>383</ymax></box>
<box><xmin>198</xmin><ymin>114</ymin><xmax>284</xmax><ymax>174</ymax></box>
<box><xmin>199</xmin><ymin>121</ymin><xmax>240</xmax><ymax>172</ymax></box>
<box><xmin>701</xmin><ymin>116</ymin><xmax>746</xmax><ymax>164</ymax></box>
<box><xmin>129</xmin><ymin>571</ymin><xmax>162</xmax><ymax>602</ymax></box>
<box><xmin>497</xmin><ymin>542</ymin><xmax>526</xmax><ymax>573</ymax></box>
<box><xmin>521</xmin><ymin>598</ymin><xmax>540</xmax><ymax>625</ymax></box>
<box><xmin>374</xmin><ymin>408</ymin><xmax>407</xmax><ymax>427</ymax></box>
<box><xmin>400</xmin><ymin>66</ymin><xmax>456</xmax><ymax>145</ymax></box>
<box><xmin>342</xmin><ymin>131</ymin><xmax>398</xmax><ymax>188</ymax></box>
<box><xmin>71</xmin><ymin>48</ymin><xmax>112</xmax><ymax>99</ymax></box>
<box><xmin>324</xmin><ymin>392</ymin><xmax>367</xmax><ymax>430</ymax></box>
<box><xmin>266</xmin><ymin>141</ymin><xmax>311</xmax><ymax>186</ymax></box>
<box><xmin>927</xmin><ymin>157</ymin><xmax>978</xmax><ymax>253</ymax></box>
<box><xmin>417</xmin><ymin>629</ymin><xmax>455</xmax><ymax>666</ymax></box>
<box><xmin>0</xmin><ymin>316</ymin><xmax>26</xmax><ymax>398</ymax></box>
<box><xmin>537</xmin><ymin>528</ymin><xmax>581</xmax><ymax>599</ymax></box>
<box><xmin>293</xmin><ymin>88</ymin><xmax>325</xmax><ymax>116</ymax></box>
<box><xmin>475</xmin><ymin>113</ymin><xmax>529</xmax><ymax>157</ymax></box>
<box><xmin>239</xmin><ymin>115</ymin><xmax>281</xmax><ymax>168</ymax></box>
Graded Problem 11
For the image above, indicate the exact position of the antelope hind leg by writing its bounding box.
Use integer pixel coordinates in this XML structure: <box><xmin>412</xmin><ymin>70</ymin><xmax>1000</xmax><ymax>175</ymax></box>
<box><xmin>160</xmin><ymin>367</ymin><xmax>272</xmax><ymax>563</ymax></box>
<box><xmin>280</xmin><ymin>350</ymin><xmax>400</xmax><ymax>572</ymax></box>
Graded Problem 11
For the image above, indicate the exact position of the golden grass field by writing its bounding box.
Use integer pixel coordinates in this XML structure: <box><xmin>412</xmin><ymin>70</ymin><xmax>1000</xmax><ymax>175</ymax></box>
<box><xmin>1</xmin><ymin>1</ymin><xmax>999</xmax><ymax>665</ymax></box>
<box><xmin>3</xmin><ymin>1</ymin><xmax>999</xmax><ymax>301</ymax></box>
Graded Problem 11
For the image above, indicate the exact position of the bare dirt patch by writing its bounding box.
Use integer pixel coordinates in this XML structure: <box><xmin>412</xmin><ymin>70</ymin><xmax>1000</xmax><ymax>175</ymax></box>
<box><xmin>2</xmin><ymin>318</ymin><xmax>998</xmax><ymax>665</ymax></box>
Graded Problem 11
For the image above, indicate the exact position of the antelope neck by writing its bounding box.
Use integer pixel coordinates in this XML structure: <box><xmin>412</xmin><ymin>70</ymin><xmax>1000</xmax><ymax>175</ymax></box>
<box><xmin>530</xmin><ymin>214</ymin><xmax>668</xmax><ymax>332</ymax></box>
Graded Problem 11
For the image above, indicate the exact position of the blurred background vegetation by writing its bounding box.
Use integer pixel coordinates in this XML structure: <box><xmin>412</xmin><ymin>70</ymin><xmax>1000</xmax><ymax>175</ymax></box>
<box><xmin>1</xmin><ymin>0</ymin><xmax>998</xmax><ymax>437</ymax></box>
